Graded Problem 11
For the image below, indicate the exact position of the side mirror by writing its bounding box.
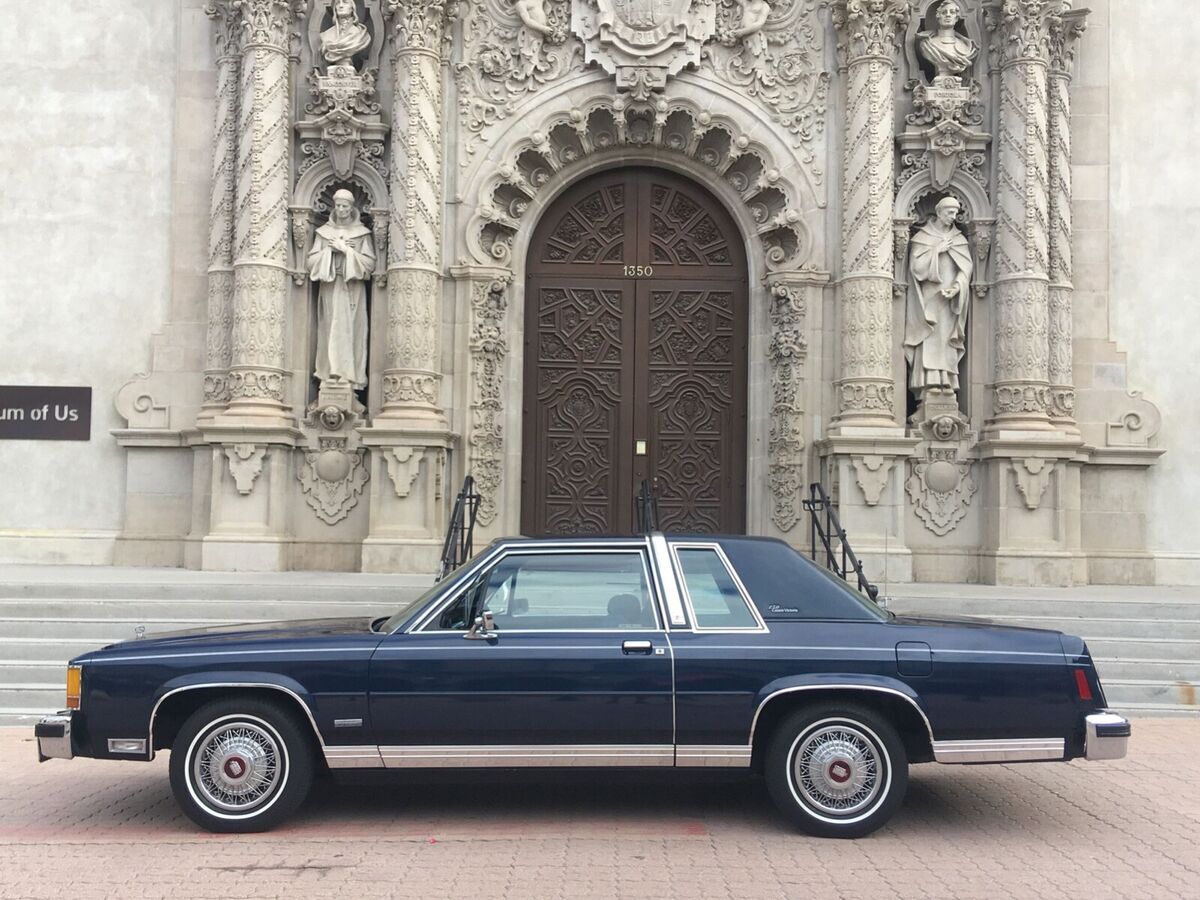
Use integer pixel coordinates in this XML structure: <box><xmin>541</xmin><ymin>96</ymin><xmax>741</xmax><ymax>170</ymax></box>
<box><xmin>464</xmin><ymin>609</ymin><xmax>498</xmax><ymax>640</ymax></box>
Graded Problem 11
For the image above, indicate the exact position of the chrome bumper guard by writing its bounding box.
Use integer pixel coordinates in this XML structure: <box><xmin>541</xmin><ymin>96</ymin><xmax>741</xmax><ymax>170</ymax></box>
<box><xmin>1085</xmin><ymin>711</ymin><xmax>1130</xmax><ymax>761</ymax></box>
<box><xmin>35</xmin><ymin>712</ymin><xmax>75</xmax><ymax>762</ymax></box>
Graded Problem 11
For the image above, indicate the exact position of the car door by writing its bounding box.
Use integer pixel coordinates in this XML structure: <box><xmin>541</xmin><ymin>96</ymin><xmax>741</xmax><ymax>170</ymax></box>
<box><xmin>367</xmin><ymin>544</ymin><xmax>676</xmax><ymax>766</ymax></box>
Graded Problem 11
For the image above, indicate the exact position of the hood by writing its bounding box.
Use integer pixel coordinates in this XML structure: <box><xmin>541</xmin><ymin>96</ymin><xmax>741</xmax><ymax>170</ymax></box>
<box><xmin>89</xmin><ymin>616</ymin><xmax>381</xmax><ymax>654</ymax></box>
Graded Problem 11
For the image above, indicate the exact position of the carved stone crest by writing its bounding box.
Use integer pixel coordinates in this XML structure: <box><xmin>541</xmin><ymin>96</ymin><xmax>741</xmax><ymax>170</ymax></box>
<box><xmin>298</xmin><ymin>447</ymin><xmax>370</xmax><ymax>524</ymax></box>
<box><xmin>907</xmin><ymin>452</ymin><xmax>976</xmax><ymax>536</ymax></box>
<box><xmin>573</xmin><ymin>0</ymin><xmax>717</xmax><ymax>98</ymax></box>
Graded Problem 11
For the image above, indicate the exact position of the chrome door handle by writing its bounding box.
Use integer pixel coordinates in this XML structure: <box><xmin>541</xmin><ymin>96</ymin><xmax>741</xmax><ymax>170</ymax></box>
<box><xmin>622</xmin><ymin>640</ymin><xmax>653</xmax><ymax>654</ymax></box>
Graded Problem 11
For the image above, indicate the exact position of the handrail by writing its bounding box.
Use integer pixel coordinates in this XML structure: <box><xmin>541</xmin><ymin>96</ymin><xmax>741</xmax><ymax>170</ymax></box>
<box><xmin>802</xmin><ymin>483</ymin><xmax>880</xmax><ymax>604</ymax></box>
<box><xmin>636</xmin><ymin>478</ymin><xmax>659</xmax><ymax>534</ymax></box>
<box><xmin>438</xmin><ymin>475</ymin><xmax>481</xmax><ymax>581</ymax></box>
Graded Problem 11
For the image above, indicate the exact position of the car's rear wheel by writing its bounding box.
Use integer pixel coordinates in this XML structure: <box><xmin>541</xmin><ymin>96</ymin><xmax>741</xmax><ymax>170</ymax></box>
<box><xmin>169</xmin><ymin>698</ymin><xmax>315</xmax><ymax>833</ymax></box>
<box><xmin>765</xmin><ymin>703</ymin><xmax>908</xmax><ymax>838</ymax></box>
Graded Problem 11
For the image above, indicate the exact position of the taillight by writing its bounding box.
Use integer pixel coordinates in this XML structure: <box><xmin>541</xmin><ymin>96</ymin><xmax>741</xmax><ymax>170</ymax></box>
<box><xmin>1074</xmin><ymin>668</ymin><xmax>1093</xmax><ymax>702</ymax></box>
<box><xmin>66</xmin><ymin>666</ymin><xmax>82</xmax><ymax>710</ymax></box>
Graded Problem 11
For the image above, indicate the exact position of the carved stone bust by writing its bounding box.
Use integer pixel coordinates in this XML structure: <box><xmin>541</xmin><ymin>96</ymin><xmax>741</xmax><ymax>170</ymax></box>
<box><xmin>917</xmin><ymin>1</ymin><xmax>978</xmax><ymax>81</ymax></box>
<box><xmin>320</xmin><ymin>0</ymin><xmax>372</xmax><ymax>69</ymax></box>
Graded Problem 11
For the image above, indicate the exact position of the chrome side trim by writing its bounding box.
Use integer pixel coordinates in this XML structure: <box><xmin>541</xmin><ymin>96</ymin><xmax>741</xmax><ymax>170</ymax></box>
<box><xmin>148</xmin><ymin>682</ymin><xmax>326</xmax><ymax>762</ymax></box>
<box><xmin>107</xmin><ymin>738</ymin><xmax>148</xmax><ymax>755</ymax></box>
<box><xmin>748</xmin><ymin>684</ymin><xmax>936</xmax><ymax>748</ymax></box>
<box><xmin>675</xmin><ymin>745</ymin><xmax>753</xmax><ymax>768</ymax></box>
<box><xmin>378</xmin><ymin>744</ymin><xmax>676</xmax><ymax>768</ymax></box>
<box><xmin>325</xmin><ymin>745</ymin><xmax>385</xmax><ymax>768</ymax></box>
<box><xmin>649</xmin><ymin>533</ymin><xmax>687</xmax><ymax>626</ymax></box>
<box><xmin>932</xmin><ymin>738</ymin><xmax>1065</xmax><ymax>764</ymax></box>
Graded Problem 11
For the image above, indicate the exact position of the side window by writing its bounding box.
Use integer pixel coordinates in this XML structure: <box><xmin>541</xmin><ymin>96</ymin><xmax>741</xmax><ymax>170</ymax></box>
<box><xmin>675</xmin><ymin>547</ymin><xmax>760</xmax><ymax>630</ymax></box>
<box><xmin>430</xmin><ymin>551</ymin><xmax>659</xmax><ymax>631</ymax></box>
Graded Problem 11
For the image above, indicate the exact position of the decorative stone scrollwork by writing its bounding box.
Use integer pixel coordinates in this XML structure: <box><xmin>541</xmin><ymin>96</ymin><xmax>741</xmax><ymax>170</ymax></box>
<box><xmin>906</xmin><ymin>452</ymin><xmax>976</xmax><ymax>536</ymax></box>
<box><xmin>385</xmin><ymin>0</ymin><xmax>453</xmax><ymax>50</ymax></box>
<box><xmin>767</xmin><ymin>280</ymin><xmax>811</xmax><ymax>532</ymax></box>
<box><xmin>469</xmin><ymin>97</ymin><xmax>813</xmax><ymax>271</ymax></box>
<box><xmin>234</xmin><ymin>0</ymin><xmax>308</xmax><ymax>50</ymax></box>
<box><xmin>298</xmin><ymin>447</ymin><xmax>370</xmax><ymax>523</ymax></box>
<box><xmin>852</xmin><ymin>455</ymin><xmax>892</xmax><ymax>506</ymax></box>
<box><xmin>457</xmin><ymin>1</ymin><xmax>579</xmax><ymax>163</ymax></box>
<box><xmin>1012</xmin><ymin>457</ymin><xmax>1052</xmax><ymax>510</ymax></box>
<box><xmin>226</xmin><ymin>443</ymin><xmax>267</xmax><ymax>495</ymax></box>
<box><xmin>1106</xmin><ymin>393</ymin><xmax>1163</xmax><ymax>449</ymax></box>
<box><xmin>832</xmin><ymin>0</ymin><xmax>913</xmax><ymax>62</ymax></box>
<box><xmin>706</xmin><ymin>0</ymin><xmax>829</xmax><ymax>171</ymax></box>
<box><xmin>469</xmin><ymin>275</ymin><xmax>512</xmax><ymax>526</ymax></box>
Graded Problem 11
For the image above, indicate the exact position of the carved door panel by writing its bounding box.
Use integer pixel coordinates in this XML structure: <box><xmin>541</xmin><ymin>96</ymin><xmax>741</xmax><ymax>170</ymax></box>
<box><xmin>523</xmin><ymin>169</ymin><xmax>746</xmax><ymax>536</ymax></box>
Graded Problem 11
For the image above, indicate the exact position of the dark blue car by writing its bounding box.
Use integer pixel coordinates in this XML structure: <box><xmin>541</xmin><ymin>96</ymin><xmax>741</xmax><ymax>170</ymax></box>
<box><xmin>35</xmin><ymin>534</ymin><xmax>1130</xmax><ymax>837</ymax></box>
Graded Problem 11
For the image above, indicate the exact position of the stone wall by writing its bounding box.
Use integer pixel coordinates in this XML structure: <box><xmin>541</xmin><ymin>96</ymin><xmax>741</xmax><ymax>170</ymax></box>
<box><xmin>0</xmin><ymin>0</ymin><xmax>180</xmax><ymax>563</ymax></box>
<box><xmin>1109</xmin><ymin>0</ymin><xmax>1200</xmax><ymax>584</ymax></box>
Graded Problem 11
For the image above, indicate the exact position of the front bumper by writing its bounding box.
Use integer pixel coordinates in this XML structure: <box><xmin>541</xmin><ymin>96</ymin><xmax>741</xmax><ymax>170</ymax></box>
<box><xmin>35</xmin><ymin>711</ymin><xmax>75</xmax><ymax>762</ymax></box>
<box><xmin>1085</xmin><ymin>711</ymin><xmax>1131</xmax><ymax>761</ymax></box>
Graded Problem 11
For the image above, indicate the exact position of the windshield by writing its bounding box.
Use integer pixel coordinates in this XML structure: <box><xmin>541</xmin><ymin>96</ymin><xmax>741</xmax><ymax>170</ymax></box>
<box><xmin>377</xmin><ymin>579</ymin><xmax>444</xmax><ymax>633</ymax></box>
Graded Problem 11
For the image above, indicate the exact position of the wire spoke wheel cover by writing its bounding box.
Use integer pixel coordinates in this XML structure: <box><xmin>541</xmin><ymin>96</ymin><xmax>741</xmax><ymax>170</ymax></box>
<box><xmin>187</xmin><ymin>715</ymin><xmax>289</xmax><ymax>818</ymax></box>
<box><xmin>791</xmin><ymin>722</ymin><xmax>885</xmax><ymax>817</ymax></box>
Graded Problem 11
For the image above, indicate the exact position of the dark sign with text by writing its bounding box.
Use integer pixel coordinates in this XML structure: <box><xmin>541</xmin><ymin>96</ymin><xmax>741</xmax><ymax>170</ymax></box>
<box><xmin>0</xmin><ymin>386</ymin><xmax>92</xmax><ymax>441</ymax></box>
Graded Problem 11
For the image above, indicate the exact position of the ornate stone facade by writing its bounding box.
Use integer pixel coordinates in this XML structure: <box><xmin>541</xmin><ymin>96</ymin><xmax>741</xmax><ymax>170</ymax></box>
<box><xmin>82</xmin><ymin>0</ymin><xmax>1170</xmax><ymax>585</ymax></box>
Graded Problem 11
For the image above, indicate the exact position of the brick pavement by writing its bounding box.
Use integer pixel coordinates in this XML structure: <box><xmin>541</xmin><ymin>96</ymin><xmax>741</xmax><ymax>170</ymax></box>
<box><xmin>1</xmin><ymin>720</ymin><xmax>1198</xmax><ymax>899</ymax></box>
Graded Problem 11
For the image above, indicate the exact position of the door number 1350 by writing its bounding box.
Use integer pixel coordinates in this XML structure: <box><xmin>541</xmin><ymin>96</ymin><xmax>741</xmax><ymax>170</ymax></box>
<box><xmin>623</xmin><ymin>265</ymin><xmax>653</xmax><ymax>277</ymax></box>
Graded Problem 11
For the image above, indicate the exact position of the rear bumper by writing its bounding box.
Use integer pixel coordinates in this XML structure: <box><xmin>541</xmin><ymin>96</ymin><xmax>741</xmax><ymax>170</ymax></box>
<box><xmin>35</xmin><ymin>712</ymin><xmax>75</xmax><ymax>762</ymax></box>
<box><xmin>1084</xmin><ymin>711</ymin><xmax>1131</xmax><ymax>761</ymax></box>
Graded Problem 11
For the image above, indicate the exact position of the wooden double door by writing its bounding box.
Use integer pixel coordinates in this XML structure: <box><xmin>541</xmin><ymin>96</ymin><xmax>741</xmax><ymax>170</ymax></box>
<box><xmin>521</xmin><ymin>169</ymin><xmax>748</xmax><ymax>536</ymax></box>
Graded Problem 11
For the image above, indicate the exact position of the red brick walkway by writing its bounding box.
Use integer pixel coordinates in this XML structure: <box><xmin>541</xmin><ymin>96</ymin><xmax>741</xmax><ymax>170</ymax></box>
<box><xmin>2</xmin><ymin>720</ymin><xmax>1198</xmax><ymax>898</ymax></box>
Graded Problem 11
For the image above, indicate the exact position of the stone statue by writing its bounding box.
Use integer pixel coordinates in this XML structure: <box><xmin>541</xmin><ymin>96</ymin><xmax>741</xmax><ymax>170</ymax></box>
<box><xmin>515</xmin><ymin>0</ymin><xmax>552</xmax><ymax>35</ymax></box>
<box><xmin>320</xmin><ymin>0</ymin><xmax>372</xmax><ymax>69</ymax></box>
<box><xmin>308</xmin><ymin>190</ymin><xmax>376</xmax><ymax>391</ymax></box>
<box><xmin>731</xmin><ymin>0</ymin><xmax>772</xmax><ymax>59</ymax></box>
<box><xmin>916</xmin><ymin>0</ymin><xmax>978</xmax><ymax>82</ymax></box>
<box><xmin>903</xmin><ymin>196</ymin><xmax>973</xmax><ymax>394</ymax></box>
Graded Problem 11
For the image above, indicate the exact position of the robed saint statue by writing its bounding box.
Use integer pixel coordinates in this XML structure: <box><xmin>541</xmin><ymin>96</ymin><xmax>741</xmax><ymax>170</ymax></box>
<box><xmin>308</xmin><ymin>189</ymin><xmax>375</xmax><ymax>390</ymax></box>
<box><xmin>903</xmin><ymin>196</ymin><xmax>973</xmax><ymax>394</ymax></box>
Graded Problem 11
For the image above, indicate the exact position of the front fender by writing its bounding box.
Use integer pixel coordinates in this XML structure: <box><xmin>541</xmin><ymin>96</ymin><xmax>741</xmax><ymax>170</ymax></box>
<box><xmin>749</xmin><ymin>673</ymin><xmax>933</xmax><ymax>745</ymax></box>
<box><xmin>147</xmin><ymin>671</ymin><xmax>323</xmax><ymax>759</ymax></box>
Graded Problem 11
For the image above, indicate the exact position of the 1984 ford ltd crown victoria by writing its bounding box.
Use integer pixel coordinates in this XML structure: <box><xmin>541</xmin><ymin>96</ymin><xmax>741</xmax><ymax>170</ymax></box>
<box><xmin>35</xmin><ymin>535</ymin><xmax>1130</xmax><ymax>837</ymax></box>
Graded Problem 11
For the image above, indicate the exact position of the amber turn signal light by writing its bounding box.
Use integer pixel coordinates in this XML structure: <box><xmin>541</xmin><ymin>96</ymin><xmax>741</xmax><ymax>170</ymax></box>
<box><xmin>66</xmin><ymin>665</ymin><xmax>82</xmax><ymax>710</ymax></box>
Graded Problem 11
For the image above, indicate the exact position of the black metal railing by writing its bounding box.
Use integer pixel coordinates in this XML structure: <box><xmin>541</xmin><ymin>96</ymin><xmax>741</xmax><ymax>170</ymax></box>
<box><xmin>803</xmin><ymin>482</ymin><xmax>880</xmax><ymax>603</ymax></box>
<box><xmin>636</xmin><ymin>478</ymin><xmax>660</xmax><ymax>534</ymax></box>
<box><xmin>438</xmin><ymin>475</ymin><xmax>481</xmax><ymax>581</ymax></box>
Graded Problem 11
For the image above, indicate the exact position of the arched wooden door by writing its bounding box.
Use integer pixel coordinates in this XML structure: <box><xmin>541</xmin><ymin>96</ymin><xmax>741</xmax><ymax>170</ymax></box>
<box><xmin>522</xmin><ymin>169</ymin><xmax>748</xmax><ymax>536</ymax></box>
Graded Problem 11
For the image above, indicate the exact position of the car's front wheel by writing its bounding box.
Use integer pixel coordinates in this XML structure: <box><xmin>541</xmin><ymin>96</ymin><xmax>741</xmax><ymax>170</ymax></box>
<box><xmin>169</xmin><ymin>698</ymin><xmax>315</xmax><ymax>833</ymax></box>
<box><xmin>765</xmin><ymin>703</ymin><xmax>908</xmax><ymax>838</ymax></box>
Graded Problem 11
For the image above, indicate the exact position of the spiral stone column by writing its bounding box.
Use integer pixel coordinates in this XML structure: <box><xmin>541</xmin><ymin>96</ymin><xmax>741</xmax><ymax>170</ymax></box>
<box><xmin>222</xmin><ymin>0</ymin><xmax>304</xmax><ymax>423</ymax></box>
<box><xmin>985</xmin><ymin>0</ymin><xmax>1056</xmax><ymax>432</ymax></box>
<box><xmin>198</xmin><ymin>1</ymin><xmax>240</xmax><ymax>423</ymax></box>
<box><xmin>1047</xmin><ymin>6</ymin><xmax>1088</xmax><ymax>433</ymax></box>
<box><xmin>379</xmin><ymin>0</ymin><xmax>450</xmax><ymax>427</ymax></box>
<box><xmin>831</xmin><ymin>0</ymin><xmax>912</xmax><ymax>430</ymax></box>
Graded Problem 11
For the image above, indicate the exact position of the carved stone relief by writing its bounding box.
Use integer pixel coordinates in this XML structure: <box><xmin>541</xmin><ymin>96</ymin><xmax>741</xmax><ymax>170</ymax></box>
<box><xmin>705</xmin><ymin>0</ymin><xmax>828</xmax><ymax>177</ymax></box>
<box><xmin>852</xmin><ymin>455</ymin><xmax>892</xmax><ymax>507</ymax></box>
<box><xmin>299</xmin><ymin>446</ymin><xmax>370</xmax><ymax>523</ymax></box>
<box><xmin>469</xmin><ymin>96</ymin><xmax>813</xmax><ymax>271</ymax></box>
<box><xmin>226</xmin><ymin>444</ymin><xmax>268</xmax><ymax>495</ymax></box>
<box><xmin>907</xmin><ymin>451</ymin><xmax>976</xmax><ymax>535</ymax></box>
<box><xmin>385</xmin><ymin>446</ymin><xmax>426</xmax><ymax>497</ymax></box>
<box><xmin>469</xmin><ymin>275</ymin><xmax>513</xmax><ymax>526</ymax></box>
<box><xmin>457</xmin><ymin>1</ymin><xmax>579</xmax><ymax>165</ymax></box>
<box><xmin>766</xmin><ymin>280</ymin><xmax>812</xmax><ymax>532</ymax></box>
<box><xmin>1012</xmin><ymin>457</ymin><xmax>1052</xmax><ymax>511</ymax></box>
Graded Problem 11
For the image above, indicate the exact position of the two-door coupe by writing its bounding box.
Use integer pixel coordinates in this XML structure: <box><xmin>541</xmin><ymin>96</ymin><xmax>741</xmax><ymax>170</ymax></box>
<box><xmin>35</xmin><ymin>534</ymin><xmax>1130</xmax><ymax>837</ymax></box>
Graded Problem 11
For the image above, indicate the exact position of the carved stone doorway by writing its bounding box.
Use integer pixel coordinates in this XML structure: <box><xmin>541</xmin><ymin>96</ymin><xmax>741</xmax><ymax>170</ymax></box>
<box><xmin>522</xmin><ymin>168</ymin><xmax>748</xmax><ymax>536</ymax></box>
